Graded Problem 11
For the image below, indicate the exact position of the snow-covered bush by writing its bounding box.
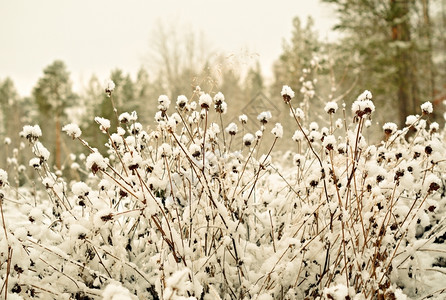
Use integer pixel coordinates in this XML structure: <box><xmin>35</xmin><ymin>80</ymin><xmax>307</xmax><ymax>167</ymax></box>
<box><xmin>0</xmin><ymin>84</ymin><xmax>446</xmax><ymax>299</ymax></box>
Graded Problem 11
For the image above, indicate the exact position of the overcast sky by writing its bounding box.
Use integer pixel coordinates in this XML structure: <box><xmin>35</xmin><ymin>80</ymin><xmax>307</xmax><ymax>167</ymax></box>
<box><xmin>0</xmin><ymin>0</ymin><xmax>336</xmax><ymax>97</ymax></box>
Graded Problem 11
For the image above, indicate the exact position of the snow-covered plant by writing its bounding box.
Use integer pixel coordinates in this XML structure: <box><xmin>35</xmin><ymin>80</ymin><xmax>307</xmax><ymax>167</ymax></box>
<box><xmin>1</xmin><ymin>84</ymin><xmax>446</xmax><ymax>300</ymax></box>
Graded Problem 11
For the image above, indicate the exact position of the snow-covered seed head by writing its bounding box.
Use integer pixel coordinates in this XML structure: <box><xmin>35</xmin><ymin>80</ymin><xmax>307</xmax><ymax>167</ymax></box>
<box><xmin>199</xmin><ymin>93</ymin><xmax>212</xmax><ymax>109</ymax></box>
<box><xmin>29</xmin><ymin>157</ymin><xmax>41</xmax><ymax>169</ymax></box>
<box><xmin>21</xmin><ymin>125</ymin><xmax>42</xmax><ymax>143</ymax></box>
<box><xmin>383</xmin><ymin>122</ymin><xmax>397</xmax><ymax>136</ymax></box>
<box><xmin>158</xmin><ymin>95</ymin><xmax>171</xmax><ymax>111</ymax></box>
<box><xmin>130</xmin><ymin>122</ymin><xmax>142</xmax><ymax>135</ymax></box>
<box><xmin>293</xmin><ymin>154</ymin><xmax>304</xmax><ymax>167</ymax></box>
<box><xmin>225</xmin><ymin>122</ymin><xmax>238</xmax><ymax>136</ymax></box>
<box><xmin>243</xmin><ymin>133</ymin><xmax>255</xmax><ymax>147</ymax></box>
<box><xmin>239</xmin><ymin>114</ymin><xmax>248</xmax><ymax>124</ymax></box>
<box><xmin>324</xmin><ymin>101</ymin><xmax>338</xmax><ymax>114</ymax></box>
<box><xmin>213</xmin><ymin>92</ymin><xmax>225</xmax><ymax>105</ymax></box>
<box><xmin>421</xmin><ymin>101</ymin><xmax>433</xmax><ymax>115</ymax></box>
<box><xmin>215</xmin><ymin>101</ymin><xmax>227</xmax><ymax>114</ymax></box>
<box><xmin>271</xmin><ymin>123</ymin><xmax>283</xmax><ymax>138</ymax></box>
<box><xmin>62</xmin><ymin>123</ymin><xmax>82</xmax><ymax>139</ymax></box>
<box><xmin>352</xmin><ymin>90</ymin><xmax>375</xmax><ymax>119</ymax></box>
<box><xmin>405</xmin><ymin>115</ymin><xmax>418</xmax><ymax>126</ymax></box>
<box><xmin>86</xmin><ymin>152</ymin><xmax>107</xmax><ymax>175</ymax></box>
<box><xmin>104</xmin><ymin>79</ymin><xmax>115</xmax><ymax>97</ymax></box>
<box><xmin>94</xmin><ymin>117</ymin><xmax>111</xmax><ymax>133</ymax></box>
<box><xmin>292</xmin><ymin>130</ymin><xmax>304</xmax><ymax>142</ymax></box>
<box><xmin>33</xmin><ymin>142</ymin><xmax>50</xmax><ymax>162</ymax></box>
<box><xmin>425</xmin><ymin>174</ymin><xmax>441</xmax><ymax>193</ymax></box>
<box><xmin>323</xmin><ymin>135</ymin><xmax>336</xmax><ymax>151</ymax></box>
<box><xmin>257</xmin><ymin>111</ymin><xmax>272</xmax><ymax>124</ymax></box>
<box><xmin>0</xmin><ymin>169</ymin><xmax>8</xmax><ymax>187</ymax></box>
<box><xmin>430</xmin><ymin>122</ymin><xmax>439</xmax><ymax>133</ymax></box>
<box><xmin>281</xmin><ymin>85</ymin><xmax>295</xmax><ymax>103</ymax></box>
<box><xmin>189</xmin><ymin>144</ymin><xmax>201</xmax><ymax>158</ymax></box>
<box><xmin>72</xmin><ymin>182</ymin><xmax>90</xmax><ymax>199</ymax></box>
<box><xmin>159</xmin><ymin>143</ymin><xmax>172</xmax><ymax>157</ymax></box>
<box><xmin>123</xmin><ymin>152</ymin><xmax>142</xmax><ymax>171</ymax></box>
<box><xmin>118</xmin><ymin>112</ymin><xmax>131</xmax><ymax>124</ymax></box>
<box><xmin>357</xmin><ymin>90</ymin><xmax>372</xmax><ymax>101</ymax></box>
<box><xmin>309</xmin><ymin>122</ymin><xmax>319</xmax><ymax>131</ymax></box>
<box><xmin>255</xmin><ymin>130</ymin><xmax>263</xmax><ymax>139</ymax></box>
<box><xmin>290</xmin><ymin>107</ymin><xmax>305</xmax><ymax>119</ymax></box>
<box><xmin>176</xmin><ymin>95</ymin><xmax>188</xmax><ymax>110</ymax></box>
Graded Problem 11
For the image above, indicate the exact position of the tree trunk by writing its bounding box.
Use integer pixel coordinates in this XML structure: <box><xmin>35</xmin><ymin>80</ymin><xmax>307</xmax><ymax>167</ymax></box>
<box><xmin>55</xmin><ymin>114</ymin><xmax>61</xmax><ymax>170</ymax></box>
<box><xmin>391</xmin><ymin>0</ymin><xmax>417</xmax><ymax>126</ymax></box>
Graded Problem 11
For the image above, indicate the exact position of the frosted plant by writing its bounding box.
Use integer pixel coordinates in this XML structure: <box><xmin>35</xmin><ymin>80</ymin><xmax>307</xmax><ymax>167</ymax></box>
<box><xmin>2</xmin><ymin>85</ymin><xmax>446</xmax><ymax>300</ymax></box>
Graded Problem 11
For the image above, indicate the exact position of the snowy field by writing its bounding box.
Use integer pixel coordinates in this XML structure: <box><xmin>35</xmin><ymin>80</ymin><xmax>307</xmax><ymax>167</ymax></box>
<box><xmin>1</xmin><ymin>86</ymin><xmax>446</xmax><ymax>299</ymax></box>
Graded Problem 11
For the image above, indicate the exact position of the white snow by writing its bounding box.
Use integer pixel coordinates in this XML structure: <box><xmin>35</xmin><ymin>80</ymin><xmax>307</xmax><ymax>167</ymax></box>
<box><xmin>62</xmin><ymin>123</ymin><xmax>82</xmax><ymax>139</ymax></box>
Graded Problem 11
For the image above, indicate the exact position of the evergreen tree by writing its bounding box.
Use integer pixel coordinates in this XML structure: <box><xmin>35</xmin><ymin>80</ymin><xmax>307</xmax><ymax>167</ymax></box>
<box><xmin>322</xmin><ymin>0</ymin><xmax>441</xmax><ymax>126</ymax></box>
<box><xmin>32</xmin><ymin>60</ymin><xmax>77</xmax><ymax>169</ymax></box>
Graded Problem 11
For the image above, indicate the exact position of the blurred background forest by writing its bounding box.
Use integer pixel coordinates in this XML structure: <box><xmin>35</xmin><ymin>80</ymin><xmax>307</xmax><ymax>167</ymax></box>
<box><xmin>1</xmin><ymin>0</ymin><xmax>446</xmax><ymax>180</ymax></box>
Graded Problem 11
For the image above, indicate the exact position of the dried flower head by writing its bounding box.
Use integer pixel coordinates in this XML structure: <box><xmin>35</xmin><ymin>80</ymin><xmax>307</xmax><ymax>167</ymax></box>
<box><xmin>21</xmin><ymin>125</ymin><xmax>42</xmax><ymax>143</ymax></box>
<box><xmin>158</xmin><ymin>95</ymin><xmax>171</xmax><ymax>111</ymax></box>
<box><xmin>421</xmin><ymin>101</ymin><xmax>433</xmax><ymax>115</ymax></box>
<box><xmin>86</xmin><ymin>152</ymin><xmax>107</xmax><ymax>175</ymax></box>
<box><xmin>225</xmin><ymin>122</ymin><xmax>238</xmax><ymax>136</ymax></box>
<box><xmin>281</xmin><ymin>85</ymin><xmax>295</xmax><ymax>103</ymax></box>
<box><xmin>324</xmin><ymin>101</ymin><xmax>338</xmax><ymax>114</ymax></box>
<box><xmin>257</xmin><ymin>111</ymin><xmax>272</xmax><ymax>124</ymax></box>
<box><xmin>104</xmin><ymin>79</ymin><xmax>115</xmax><ymax>97</ymax></box>
<box><xmin>62</xmin><ymin>123</ymin><xmax>82</xmax><ymax>139</ymax></box>
<box><xmin>199</xmin><ymin>93</ymin><xmax>212</xmax><ymax>109</ymax></box>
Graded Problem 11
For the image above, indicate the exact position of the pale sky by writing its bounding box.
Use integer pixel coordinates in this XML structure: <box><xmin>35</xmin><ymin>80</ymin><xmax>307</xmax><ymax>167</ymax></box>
<box><xmin>0</xmin><ymin>0</ymin><xmax>336</xmax><ymax>97</ymax></box>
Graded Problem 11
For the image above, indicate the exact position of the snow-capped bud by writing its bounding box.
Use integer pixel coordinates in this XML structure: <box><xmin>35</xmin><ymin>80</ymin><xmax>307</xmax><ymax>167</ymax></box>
<box><xmin>292</xmin><ymin>130</ymin><xmax>304</xmax><ymax>142</ymax></box>
<box><xmin>290</xmin><ymin>108</ymin><xmax>304</xmax><ymax>119</ymax></box>
<box><xmin>199</xmin><ymin>93</ymin><xmax>212</xmax><ymax>109</ymax></box>
<box><xmin>281</xmin><ymin>85</ymin><xmax>295</xmax><ymax>103</ymax></box>
<box><xmin>215</xmin><ymin>101</ymin><xmax>227</xmax><ymax>114</ymax></box>
<box><xmin>176</xmin><ymin>95</ymin><xmax>188</xmax><ymax>110</ymax></box>
<box><xmin>257</xmin><ymin>111</ymin><xmax>272</xmax><ymax>124</ymax></box>
<box><xmin>29</xmin><ymin>157</ymin><xmax>41</xmax><ymax>169</ymax></box>
<box><xmin>430</xmin><ymin>122</ymin><xmax>439</xmax><ymax>133</ymax></box>
<box><xmin>255</xmin><ymin>130</ymin><xmax>263</xmax><ymax>139</ymax></box>
<box><xmin>213</xmin><ymin>92</ymin><xmax>225</xmax><ymax>105</ymax></box>
<box><xmin>62</xmin><ymin>123</ymin><xmax>82</xmax><ymax>139</ymax></box>
<box><xmin>323</xmin><ymin>135</ymin><xmax>336</xmax><ymax>151</ymax></box>
<box><xmin>225</xmin><ymin>123</ymin><xmax>238</xmax><ymax>136</ymax></box>
<box><xmin>293</xmin><ymin>154</ymin><xmax>304</xmax><ymax>167</ymax></box>
<box><xmin>421</xmin><ymin>101</ymin><xmax>433</xmax><ymax>115</ymax></box>
<box><xmin>189</xmin><ymin>144</ymin><xmax>201</xmax><ymax>158</ymax></box>
<box><xmin>243</xmin><ymin>133</ymin><xmax>255</xmax><ymax>147</ymax></box>
<box><xmin>425</xmin><ymin>174</ymin><xmax>441</xmax><ymax>193</ymax></box>
<box><xmin>72</xmin><ymin>182</ymin><xmax>90</xmax><ymax>198</ymax></box>
<box><xmin>33</xmin><ymin>142</ymin><xmax>50</xmax><ymax>162</ymax></box>
<box><xmin>159</xmin><ymin>143</ymin><xmax>172</xmax><ymax>157</ymax></box>
<box><xmin>21</xmin><ymin>125</ymin><xmax>42</xmax><ymax>143</ymax></box>
<box><xmin>324</xmin><ymin>101</ymin><xmax>338</xmax><ymax>114</ymax></box>
<box><xmin>239</xmin><ymin>114</ymin><xmax>248</xmax><ymax>124</ymax></box>
<box><xmin>158</xmin><ymin>95</ymin><xmax>171</xmax><ymax>111</ymax></box>
<box><xmin>118</xmin><ymin>112</ymin><xmax>131</xmax><ymax>124</ymax></box>
<box><xmin>271</xmin><ymin>123</ymin><xmax>283</xmax><ymax>138</ymax></box>
<box><xmin>86</xmin><ymin>152</ymin><xmax>107</xmax><ymax>175</ymax></box>
<box><xmin>94</xmin><ymin>117</ymin><xmax>111</xmax><ymax>133</ymax></box>
<box><xmin>383</xmin><ymin>122</ymin><xmax>397</xmax><ymax>136</ymax></box>
<box><xmin>105</xmin><ymin>79</ymin><xmax>115</xmax><ymax>97</ymax></box>
<box><xmin>123</xmin><ymin>152</ymin><xmax>143</xmax><ymax>171</ymax></box>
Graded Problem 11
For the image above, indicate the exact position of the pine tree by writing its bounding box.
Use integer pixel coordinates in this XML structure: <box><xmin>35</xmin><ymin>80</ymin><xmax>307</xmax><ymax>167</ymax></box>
<box><xmin>32</xmin><ymin>60</ymin><xmax>77</xmax><ymax>169</ymax></box>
